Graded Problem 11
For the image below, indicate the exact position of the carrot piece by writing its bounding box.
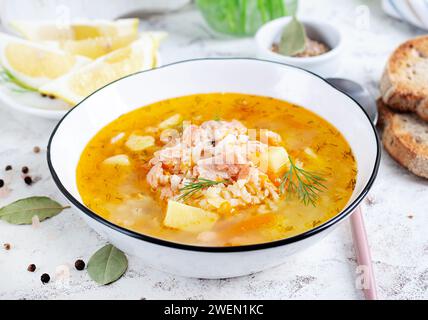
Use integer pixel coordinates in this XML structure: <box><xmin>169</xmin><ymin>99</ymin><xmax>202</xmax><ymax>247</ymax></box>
<box><xmin>219</xmin><ymin>213</ymin><xmax>277</xmax><ymax>239</ymax></box>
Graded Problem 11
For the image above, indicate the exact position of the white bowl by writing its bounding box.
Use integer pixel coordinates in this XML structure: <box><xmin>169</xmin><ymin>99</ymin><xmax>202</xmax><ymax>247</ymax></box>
<box><xmin>382</xmin><ymin>0</ymin><xmax>428</xmax><ymax>31</ymax></box>
<box><xmin>255</xmin><ymin>17</ymin><xmax>344</xmax><ymax>77</ymax></box>
<box><xmin>0</xmin><ymin>87</ymin><xmax>71</xmax><ymax>120</ymax></box>
<box><xmin>48</xmin><ymin>58</ymin><xmax>380</xmax><ymax>279</ymax></box>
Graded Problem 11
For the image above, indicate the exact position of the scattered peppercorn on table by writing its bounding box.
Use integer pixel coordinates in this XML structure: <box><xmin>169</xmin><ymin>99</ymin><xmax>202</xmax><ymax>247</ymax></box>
<box><xmin>0</xmin><ymin>0</ymin><xmax>427</xmax><ymax>299</ymax></box>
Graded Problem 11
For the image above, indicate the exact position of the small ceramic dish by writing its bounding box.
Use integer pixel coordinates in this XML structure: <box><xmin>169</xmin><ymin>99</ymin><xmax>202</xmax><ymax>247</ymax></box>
<box><xmin>48</xmin><ymin>58</ymin><xmax>380</xmax><ymax>279</ymax></box>
<box><xmin>255</xmin><ymin>17</ymin><xmax>344</xmax><ymax>77</ymax></box>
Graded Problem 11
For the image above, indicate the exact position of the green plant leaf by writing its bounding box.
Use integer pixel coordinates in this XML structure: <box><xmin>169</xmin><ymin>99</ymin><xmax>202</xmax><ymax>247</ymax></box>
<box><xmin>87</xmin><ymin>244</ymin><xmax>128</xmax><ymax>285</ymax></box>
<box><xmin>279</xmin><ymin>156</ymin><xmax>327</xmax><ymax>206</ymax></box>
<box><xmin>278</xmin><ymin>16</ymin><xmax>306</xmax><ymax>56</ymax></box>
<box><xmin>0</xmin><ymin>196</ymin><xmax>69</xmax><ymax>225</ymax></box>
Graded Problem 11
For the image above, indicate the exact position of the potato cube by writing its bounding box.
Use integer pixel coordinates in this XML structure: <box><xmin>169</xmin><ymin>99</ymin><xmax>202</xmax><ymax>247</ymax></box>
<box><xmin>103</xmin><ymin>154</ymin><xmax>130</xmax><ymax>166</ymax></box>
<box><xmin>125</xmin><ymin>134</ymin><xmax>155</xmax><ymax>151</ymax></box>
<box><xmin>268</xmin><ymin>146</ymin><xmax>290</xmax><ymax>173</ymax></box>
<box><xmin>158</xmin><ymin>114</ymin><xmax>182</xmax><ymax>129</ymax></box>
<box><xmin>164</xmin><ymin>200</ymin><xmax>219</xmax><ymax>233</ymax></box>
<box><xmin>304</xmin><ymin>147</ymin><xmax>317</xmax><ymax>158</ymax></box>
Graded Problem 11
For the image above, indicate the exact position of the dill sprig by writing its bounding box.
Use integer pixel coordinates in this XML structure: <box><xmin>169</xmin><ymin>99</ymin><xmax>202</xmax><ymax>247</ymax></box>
<box><xmin>279</xmin><ymin>156</ymin><xmax>327</xmax><ymax>206</ymax></box>
<box><xmin>178</xmin><ymin>178</ymin><xmax>229</xmax><ymax>201</ymax></box>
<box><xmin>0</xmin><ymin>68</ymin><xmax>37</xmax><ymax>93</ymax></box>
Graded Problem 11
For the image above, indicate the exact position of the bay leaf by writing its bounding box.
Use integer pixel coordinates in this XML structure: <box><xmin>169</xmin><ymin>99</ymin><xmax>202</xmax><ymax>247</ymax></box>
<box><xmin>278</xmin><ymin>16</ymin><xmax>307</xmax><ymax>56</ymax></box>
<box><xmin>0</xmin><ymin>196</ymin><xmax>69</xmax><ymax>225</ymax></box>
<box><xmin>87</xmin><ymin>244</ymin><xmax>128</xmax><ymax>285</ymax></box>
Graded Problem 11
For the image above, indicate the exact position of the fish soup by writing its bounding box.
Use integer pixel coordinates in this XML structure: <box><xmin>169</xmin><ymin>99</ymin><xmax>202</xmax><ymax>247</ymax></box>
<box><xmin>77</xmin><ymin>93</ymin><xmax>357</xmax><ymax>246</ymax></box>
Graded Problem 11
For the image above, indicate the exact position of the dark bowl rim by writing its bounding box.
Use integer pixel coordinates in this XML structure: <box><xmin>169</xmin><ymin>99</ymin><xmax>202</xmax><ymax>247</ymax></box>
<box><xmin>47</xmin><ymin>57</ymin><xmax>381</xmax><ymax>253</ymax></box>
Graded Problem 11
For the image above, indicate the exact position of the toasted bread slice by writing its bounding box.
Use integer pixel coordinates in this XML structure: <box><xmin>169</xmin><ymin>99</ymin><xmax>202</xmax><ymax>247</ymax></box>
<box><xmin>380</xmin><ymin>35</ymin><xmax>428</xmax><ymax>121</ymax></box>
<box><xmin>378</xmin><ymin>99</ymin><xmax>428</xmax><ymax>179</ymax></box>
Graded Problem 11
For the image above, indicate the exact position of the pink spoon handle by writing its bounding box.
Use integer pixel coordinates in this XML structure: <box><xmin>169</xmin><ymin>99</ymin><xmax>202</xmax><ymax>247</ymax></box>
<box><xmin>350</xmin><ymin>206</ymin><xmax>378</xmax><ymax>300</ymax></box>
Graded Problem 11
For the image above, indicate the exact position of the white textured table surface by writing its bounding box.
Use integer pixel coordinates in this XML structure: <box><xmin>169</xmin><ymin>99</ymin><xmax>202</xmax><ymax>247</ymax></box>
<box><xmin>1</xmin><ymin>0</ymin><xmax>427</xmax><ymax>300</ymax></box>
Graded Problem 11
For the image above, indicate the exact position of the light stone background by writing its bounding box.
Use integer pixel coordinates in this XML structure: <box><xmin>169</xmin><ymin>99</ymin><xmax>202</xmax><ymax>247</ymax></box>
<box><xmin>0</xmin><ymin>0</ymin><xmax>427</xmax><ymax>300</ymax></box>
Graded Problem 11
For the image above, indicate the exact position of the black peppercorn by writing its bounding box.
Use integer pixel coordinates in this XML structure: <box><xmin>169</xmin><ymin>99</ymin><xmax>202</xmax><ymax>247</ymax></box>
<box><xmin>5</xmin><ymin>165</ymin><xmax>12</xmax><ymax>171</ymax></box>
<box><xmin>41</xmin><ymin>273</ymin><xmax>50</xmax><ymax>284</ymax></box>
<box><xmin>3</xmin><ymin>243</ymin><xmax>11</xmax><ymax>250</ymax></box>
<box><xmin>33</xmin><ymin>146</ymin><xmax>40</xmax><ymax>153</ymax></box>
<box><xmin>0</xmin><ymin>179</ymin><xmax>4</xmax><ymax>188</ymax></box>
<box><xmin>27</xmin><ymin>264</ymin><xmax>36</xmax><ymax>272</ymax></box>
<box><xmin>24</xmin><ymin>176</ymin><xmax>32</xmax><ymax>185</ymax></box>
<box><xmin>74</xmin><ymin>259</ymin><xmax>85</xmax><ymax>271</ymax></box>
<box><xmin>22</xmin><ymin>166</ymin><xmax>29</xmax><ymax>174</ymax></box>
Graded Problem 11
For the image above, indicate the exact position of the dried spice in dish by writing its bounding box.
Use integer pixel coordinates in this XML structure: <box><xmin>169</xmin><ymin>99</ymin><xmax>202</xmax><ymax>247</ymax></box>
<box><xmin>272</xmin><ymin>16</ymin><xmax>330</xmax><ymax>58</ymax></box>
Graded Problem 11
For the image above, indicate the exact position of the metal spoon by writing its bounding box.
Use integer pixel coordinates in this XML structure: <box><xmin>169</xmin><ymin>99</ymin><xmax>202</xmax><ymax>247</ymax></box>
<box><xmin>327</xmin><ymin>77</ymin><xmax>378</xmax><ymax>300</ymax></box>
<box><xmin>327</xmin><ymin>78</ymin><xmax>378</xmax><ymax>124</ymax></box>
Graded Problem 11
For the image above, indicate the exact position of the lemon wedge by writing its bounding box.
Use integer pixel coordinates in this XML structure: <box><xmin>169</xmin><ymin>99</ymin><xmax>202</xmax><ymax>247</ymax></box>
<box><xmin>53</xmin><ymin>34</ymin><xmax>139</xmax><ymax>59</ymax></box>
<box><xmin>10</xmin><ymin>19</ymin><xmax>140</xmax><ymax>60</ymax></box>
<box><xmin>55</xmin><ymin>30</ymin><xmax>166</xmax><ymax>60</ymax></box>
<box><xmin>0</xmin><ymin>32</ymin><xmax>90</xmax><ymax>89</ymax></box>
<box><xmin>39</xmin><ymin>33</ymin><xmax>160</xmax><ymax>105</ymax></box>
<box><xmin>10</xmin><ymin>19</ymin><xmax>139</xmax><ymax>41</ymax></box>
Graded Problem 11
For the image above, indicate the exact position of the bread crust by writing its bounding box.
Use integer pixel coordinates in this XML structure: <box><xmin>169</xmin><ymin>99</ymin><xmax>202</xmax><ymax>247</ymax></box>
<box><xmin>380</xmin><ymin>36</ymin><xmax>428</xmax><ymax>121</ymax></box>
<box><xmin>378</xmin><ymin>100</ymin><xmax>428</xmax><ymax>179</ymax></box>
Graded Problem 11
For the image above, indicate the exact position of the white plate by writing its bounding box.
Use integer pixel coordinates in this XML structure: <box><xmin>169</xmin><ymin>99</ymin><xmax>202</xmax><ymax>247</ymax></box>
<box><xmin>255</xmin><ymin>17</ymin><xmax>344</xmax><ymax>77</ymax></box>
<box><xmin>0</xmin><ymin>0</ymin><xmax>191</xmax><ymax>25</ymax></box>
<box><xmin>0</xmin><ymin>80</ymin><xmax>72</xmax><ymax>120</ymax></box>
<box><xmin>382</xmin><ymin>0</ymin><xmax>428</xmax><ymax>30</ymax></box>
<box><xmin>0</xmin><ymin>55</ymin><xmax>162</xmax><ymax>120</ymax></box>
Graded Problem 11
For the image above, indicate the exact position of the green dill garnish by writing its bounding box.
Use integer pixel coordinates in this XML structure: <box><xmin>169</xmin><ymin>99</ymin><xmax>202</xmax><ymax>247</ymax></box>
<box><xmin>178</xmin><ymin>178</ymin><xmax>229</xmax><ymax>201</ymax></box>
<box><xmin>279</xmin><ymin>156</ymin><xmax>327</xmax><ymax>206</ymax></box>
<box><xmin>0</xmin><ymin>69</ymin><xmax>37</xmax><ymax>93</ymax></box>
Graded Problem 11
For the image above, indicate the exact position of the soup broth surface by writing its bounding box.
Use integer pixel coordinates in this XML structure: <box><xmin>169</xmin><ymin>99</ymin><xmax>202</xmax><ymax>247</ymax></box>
<box><xmin>77</xmin><ymin>93</ymin><xmax>357</xmax><ymax>246</ymax></box>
